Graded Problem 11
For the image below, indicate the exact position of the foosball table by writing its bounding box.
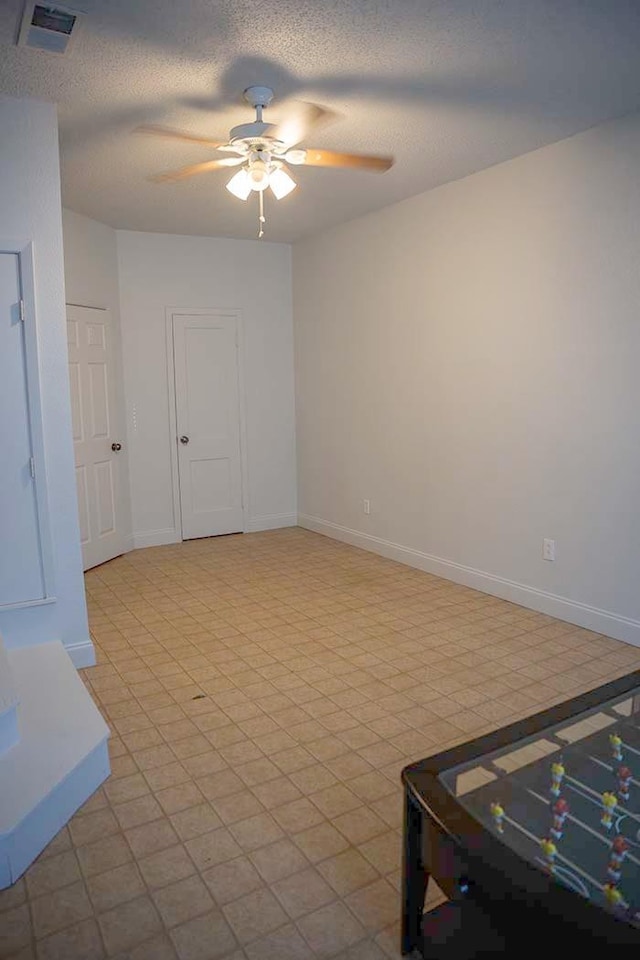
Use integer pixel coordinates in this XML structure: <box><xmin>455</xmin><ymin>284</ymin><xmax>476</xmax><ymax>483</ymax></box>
<box><xmin>401</xmin><ymin>669</ymin><xmax>640</xmax><ymax>956</ymax></box>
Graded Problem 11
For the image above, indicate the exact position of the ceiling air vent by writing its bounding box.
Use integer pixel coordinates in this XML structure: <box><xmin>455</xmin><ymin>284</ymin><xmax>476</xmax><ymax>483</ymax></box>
<box><xmin>18</xmin><ymin>2</ymin><xmax>83</xmax><ymax>54</ymax></box>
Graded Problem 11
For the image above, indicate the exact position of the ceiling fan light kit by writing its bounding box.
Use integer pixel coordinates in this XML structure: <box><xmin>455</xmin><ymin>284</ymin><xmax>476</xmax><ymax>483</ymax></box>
<box><xmin>137</xmin><ymin>85</ymin><xmax>394</xmax><ymax>239</ymax></box>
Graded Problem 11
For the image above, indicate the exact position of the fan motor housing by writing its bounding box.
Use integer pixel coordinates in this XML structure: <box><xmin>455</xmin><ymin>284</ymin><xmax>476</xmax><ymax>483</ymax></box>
<box><xmin>229</xmin><ymin>121</ymin><xmax>280</xmax><ymax>144</ymax></box>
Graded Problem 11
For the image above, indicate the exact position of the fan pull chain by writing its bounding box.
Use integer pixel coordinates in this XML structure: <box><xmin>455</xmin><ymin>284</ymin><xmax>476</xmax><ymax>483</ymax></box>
<box><xmin>258</xmin><ymin>190</ymin><xmax>266</xmax><ymax>239</ymax></box>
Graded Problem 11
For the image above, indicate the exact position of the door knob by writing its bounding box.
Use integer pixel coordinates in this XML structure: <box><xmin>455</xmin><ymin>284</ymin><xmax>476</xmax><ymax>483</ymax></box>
<box><xmin>111</xmin><ymin>442</ymin><xmax>122</xmax><ymax>452</ymax></box>
<box><xmin>180</xmin><ymin>436</ymin><xmax>190</xmax><ymax>444</ymax></box>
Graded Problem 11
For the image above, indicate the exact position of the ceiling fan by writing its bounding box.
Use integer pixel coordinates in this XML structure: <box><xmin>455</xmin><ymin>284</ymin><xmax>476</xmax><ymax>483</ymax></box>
<box><xmin>135</xmin><ymin>86</ymin><xmax>394</xmax><ymax>238</ymax></box>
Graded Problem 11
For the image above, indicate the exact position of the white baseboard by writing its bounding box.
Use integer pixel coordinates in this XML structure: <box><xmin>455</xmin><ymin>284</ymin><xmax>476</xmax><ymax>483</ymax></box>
<box><xmin>298</xmin><ymin>514</ymin><xmax>640</xmax><ymax>647</ymax></box>
<box><xmin>132</xmin><ymin>527</ymin><xmax>180</xmax><ymax>549</ymax></box>
<box><xmin>245</xmin><ymin>513</ymin><xmax>298</xmax><ymax>533</ymax></box>
<box><xmin>64</xmin><ymin>639</ymin><xmax>96</xmax><ymax>669</ymax></box>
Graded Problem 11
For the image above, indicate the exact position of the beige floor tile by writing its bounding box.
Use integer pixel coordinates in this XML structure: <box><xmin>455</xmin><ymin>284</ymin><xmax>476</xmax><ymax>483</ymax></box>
<box><xmin>332</xmin><ymin>806</ymin><xmax>388</xmax><ymax>846</ymax></box>
<box><xmin>271</xmin><ymin>746</ymin><xmax>315</xmax><ymax>775</ymax></box>
<box><xmin>296</xmin><ymin>900</ymin><xmax>365</xmax><ymax>957</ymax></box>
<box><xmin>169</xmin><ymin>909</ymin><xmax>237</xmax><ymax>960</ymax></box>
<box><xmin>229</xmin><ymin>813</ymin><xmax>284</xmax><ymax>852</ymax></box>
<box><xmin>0</xmin><ymin>877</ymin><xmax>26</xmax><ymax>913</ymax></box>
<box><xmin>197</xmin><ymin>770</ymin><xmax>244</xmax><ymax>801</ymax></box>
<box><xmin>156</xmin><ymin>782</ymin><xmax>205</xmax><ymax>816</ymax></box>
<box><xmin>249</xmin><ymin>839</ymin><xmax>309</xmax><ymax>884</ymax></box>
<box><xmin>182</xmin><ymin>752</ymin><xmax>228</xmax><ymax>779</ymax></box>
<box><xmin>252</xmin><ymin>730</ymin><xmax>298</xmax><ymax>755</ymax></box>
<box><xmin>325</xmin><ymin>753</ymin><xmax>373</xmax><ymax>782</ymax></box>
<box><xmin>344</xmin><ymin>937</ymin><xmax>387</xmax><ymax>960</ymax></box>
<box><xmin>317</xmin><ymin>848</ymin><xmax>379</xmax><ymax>896</ymax></box>
<box><xmin>289</xmin><ymin>764</ymin><xmax>338</xmax><ymax>795</ymax></box>
<box><xmin>125</xmin><ymin>819</ymin><xmax>179</xmax><ymax>859</ymax></box>
<box><xmin>185</xmin><ymin>828</ymin><xmax>243</xmax><ymax>871</ymax></box>
<box><xmin>310</xmin><ymin>784</ymin><xmax>361</xmax><ymax>819</ymax></box>
<box><xmin>35</xmin><ymin>917</ymin><xmax>104</xmax><ymax>960</ymax></box>
<box><xmin>210</xmin><ymin>791</ymin><xmax>265</xmax><ymax>826</ymax></box>
<box><xmin>31</xmin><ymin>880</ymin><xmax>93</xmax><ymax>939</ymax></box>
<box><xmin>114</xmin><ymin>794</ymin><xmax>163</xmax><ymax>830</ymax></box>
<box><xmin>338</xmin><ymin>727</ymin><xmax>380</xmax><ymax>751</ymax></box>
<box><xmin>202</xmin><ymin>857</ymin><xmax>263</xmax><ymax>906</ymax></box>
<box><xmin>243</xmin><ymin>923</ymin><xmax>310</xmax><ymax>960</ymax></box>
<box><xmin>129</xmin><ymin>932</ymin><xmax>179</xmax><ymax>960</ymax></box>
<box><xmin>251</xmin><ymin>777</ymin><xmax>302</xmax><ymax>811</ymax></box>
<box><xmin>222</xmin><ymin>887</ymin><xmax>288</xmax><ymax>945</ymax></box>
<box><xmin>104</xmin><ymin>772</ymin><xmax>150</xmax><ymax>806</ymax></box>
<box><xmin>0</xmin><ymin>903</ymin><xmax>33</xmax><ymax>955</ymax></box>
<box><xmin>86</xmin><ymin>862</ymin><xmax>145</xmax><ymax>913</ymax></box>
<box><xmin>76</xmin><ymin>833</ymin><xmax>133</xmax><ymax>879</ymax></box>
<box><xmin>98</xmin><ymin>895</ymin><xmax>162</xmax><ymax>955</ymax></box>
<box><xmin>236</xmin><ymin>757</ymin><xmax>282</xmax><ymax>787</ymax></box>
<box><xmin>271</xmin><ymin>797</ymin><xmax>325</xmax><ymax>834</ymax></box>
<box><xmin>358</xmin><ymin>830</ymin><xmax>402</xmax><ymax>874</ymax></box>
<box><xmin>144</xmin><ymin>761</ymin><xmax>192</xmax><ymax>792</ymax></box>
<box><xmin>152</xmin><ymin>875</ymin><xmax>214</xmax><ymax>928</ymax></box>
<box><xmin>346</xmin><ymin>879</ymin><xmax>398</xmax><ymax>933</ymax></box>
<box><xmin>68</xmin><ymin>810</ymin><xmax>119</xmax><ymax>849</ymax></box>
<box><xmin>272</xmin><ymin>866</ymin><xmax>335</xmax><ymax>919</ymax></box>
<box><xmin>293</xmin><ymin>822</ymin><xmax>350</xmax><ymax>864</ymax></box>
<box><xmin>170</xmin><ymin>804</ymin><xmax>222</xmax><ymax>843</ymax></box>
<box><xmin>25</xmin><ymin>850</ymin><xmax>81</xmax><ymax>899</ymax></box>
<box><xmin>138</xmin><ymin>844</ymin><xmax>196</xmax><ymax>890</ymax></box>
<box><xmin>170</xmin><ymin>735</ymin><xmax>213</xmax><ymax>761</ymax></box>
<box><xmin>122</xmin><ymin>727</ymin><xmax>165</xmax><ymax>753</ymax></box>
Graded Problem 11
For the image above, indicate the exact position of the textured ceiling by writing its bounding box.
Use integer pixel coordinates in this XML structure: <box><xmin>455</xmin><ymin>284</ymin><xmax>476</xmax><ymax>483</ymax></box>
<box><xmin>1</xmin><ymin>0</ymin><xmax>640</xmax><ymax>242</ymax></box>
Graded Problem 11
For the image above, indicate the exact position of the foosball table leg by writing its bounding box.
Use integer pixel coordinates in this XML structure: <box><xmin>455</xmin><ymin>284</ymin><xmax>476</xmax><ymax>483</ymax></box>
<box><xmin>402</xmin><ymin>789</ymin><xmax>428</xmax><ymax>955</ymax></box>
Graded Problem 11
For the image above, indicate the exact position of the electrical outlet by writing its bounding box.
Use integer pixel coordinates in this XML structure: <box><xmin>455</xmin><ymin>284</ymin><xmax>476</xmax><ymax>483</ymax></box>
<box><xmin>363</xmin><ymin>499</ymin><xmax>371</xmax><ymax>515</ymax></box>
<box><xmin>543</xmin><ymin>538</ymin><xmax>556</xmax><ymax>561</ymax></box>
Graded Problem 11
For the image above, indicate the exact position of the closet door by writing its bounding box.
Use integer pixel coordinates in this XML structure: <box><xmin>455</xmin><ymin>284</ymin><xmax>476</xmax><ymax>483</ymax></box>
<box><xmin>0</xmin><ymin>252</ymin><xmax>45</xmax><ymax>605</ymax></box>
<box><xmin>67</xmin><ymin>305</ymin><xmax>126</xmax><ymax>570</ymax></box>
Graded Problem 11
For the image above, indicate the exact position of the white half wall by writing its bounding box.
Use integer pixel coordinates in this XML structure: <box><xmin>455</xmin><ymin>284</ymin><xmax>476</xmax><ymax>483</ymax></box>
<box><xmin>0</xmin><ymin>96</ymin><xmax>92</xmax><ymax>666</ymax></box>
<box><xmin>294</xmin><ymin>110</ymin><xmax>640</xmax><ymax>645</ymax></box>
<box><xmin>116</xmin><ymin>231</ymin><xmax>296</xmax><ymax>545</ymax></box>
<box><xmin>62</xmin><ymin>209</ymin><xmax>133</xmax><ymax>551</ymax></box>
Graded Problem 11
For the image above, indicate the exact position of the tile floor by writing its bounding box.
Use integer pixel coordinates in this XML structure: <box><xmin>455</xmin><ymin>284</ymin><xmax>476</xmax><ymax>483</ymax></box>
<box><xmin>3</xmin><ymin>527</ymin><xmax>640</xmax><ymax>959</ymax></box>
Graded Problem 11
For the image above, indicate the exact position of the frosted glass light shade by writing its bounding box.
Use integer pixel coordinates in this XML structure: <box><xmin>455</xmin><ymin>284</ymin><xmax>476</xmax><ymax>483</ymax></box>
<box><xmin>269</xmin><ymin>167</ymin><xmax>296</xmax><ymax>199</ymax></box>
<box><xmin>226</xmin><ymin>168</ymin><xmax>251</xmax><ymax>200</ymax></box>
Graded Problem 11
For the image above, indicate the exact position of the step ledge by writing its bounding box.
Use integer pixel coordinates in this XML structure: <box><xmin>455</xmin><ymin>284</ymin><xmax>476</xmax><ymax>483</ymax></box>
<box><xmin>0</xmin><ymin>641</ymin><xmax>109</xmax><ymax>888</ymax></box>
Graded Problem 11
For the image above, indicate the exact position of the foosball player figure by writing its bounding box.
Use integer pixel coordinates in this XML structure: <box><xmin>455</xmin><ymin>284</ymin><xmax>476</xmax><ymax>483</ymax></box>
<box><xmin>490</xmin><ymin>801</ymin><xmax>505</xmax><ymax>833</ymax></box>
<box><xmin>617</xmin><ymin>766</ymin><xmax>632</xmax><ymax>802</ymax></box>
<box><xmin>550</xmin><ymin>760</ymin><xmax>565</xmax><ymax>798</ymax></box>
<box><xmin>608</xmin><ymin>837</ymin><xmax>629</xmax><ymax>882</ymax></box>
<box><xmin>610</xmin><ymin>732</ymin><xmax>623</xmax><ymax>762</ymax></box>
<box><xmin>601</xmin><ymin>790</ymin><xmax>617</xmax><ymax>829</ymax></box>
<box><xmin>540</xmin><ymin>837</ymin><xmax>557</xmax><ymax>874</ymax></box>
<box><xmin>604</xmin><ymin>882</ymin><xmax>628</xmax><ymax>912</ymax></box>
<box><xmin>550</xmin><ymin>798</ymin><xmax>569</xmax><ymax>840</ymax></box>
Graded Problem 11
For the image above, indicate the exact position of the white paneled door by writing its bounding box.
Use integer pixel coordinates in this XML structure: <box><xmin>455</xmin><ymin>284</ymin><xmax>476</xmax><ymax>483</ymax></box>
<box><xmin>67</xmin><ymin>305</ymin><xmax>126</xmax><ymax>570</ymax></box>
<box><xmin>173</xmin><ymin>313</ymin><xmax>243</xmax><ymax>540</ymax></box>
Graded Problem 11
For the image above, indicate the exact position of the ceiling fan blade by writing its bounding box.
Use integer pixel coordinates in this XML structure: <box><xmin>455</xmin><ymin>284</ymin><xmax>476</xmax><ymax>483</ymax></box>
<box><xmin>302</xmin><ymin>149</ymin><xmax>394</xmax><ymax>172</ymax></box>
<box><xmin>134</xmin><ymin>124</ymin><xmax>225</xmax><ymax>148</ymax></box>
<box><xmin>149</xmin><ymin>156</ymin><xmax>244</xmax><ymax>183</ymax></box>
<box><xmin>269</xmin><ymin>102</ymin><xmax>334</xmax><ymax>148</ymax></box>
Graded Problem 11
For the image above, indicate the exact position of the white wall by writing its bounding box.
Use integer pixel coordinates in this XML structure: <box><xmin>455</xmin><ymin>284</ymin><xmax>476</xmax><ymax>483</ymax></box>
<box><xmin>117</xmin><ymin>231</ymin><xmax>296</xmax><ymax>545</ymax></box>
<box><xmin>0</xmin><ymin>96</ymin><xmax>92</xmax><ymax>666</ymax></box>
<box><xmin>294</xmin><ymin>110</ymin><xmax>640</xmax><ymax>645</ymax></box>
<box><xmin>61</xmin><ymin>209</ymin><xmax>132</xmax><ymax>547</ymax></box>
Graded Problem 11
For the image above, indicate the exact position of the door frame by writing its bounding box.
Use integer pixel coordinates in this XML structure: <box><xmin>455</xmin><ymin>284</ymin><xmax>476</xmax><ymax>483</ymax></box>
<box><xmin>0</xmin><ymin>239</ymin><xmax>55</xmax><ymax>607</ymax></box>
<box><xmin>165</xmin><ymin>307</ymin><xmax>249</xmax><ymax>540</ymax></box>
